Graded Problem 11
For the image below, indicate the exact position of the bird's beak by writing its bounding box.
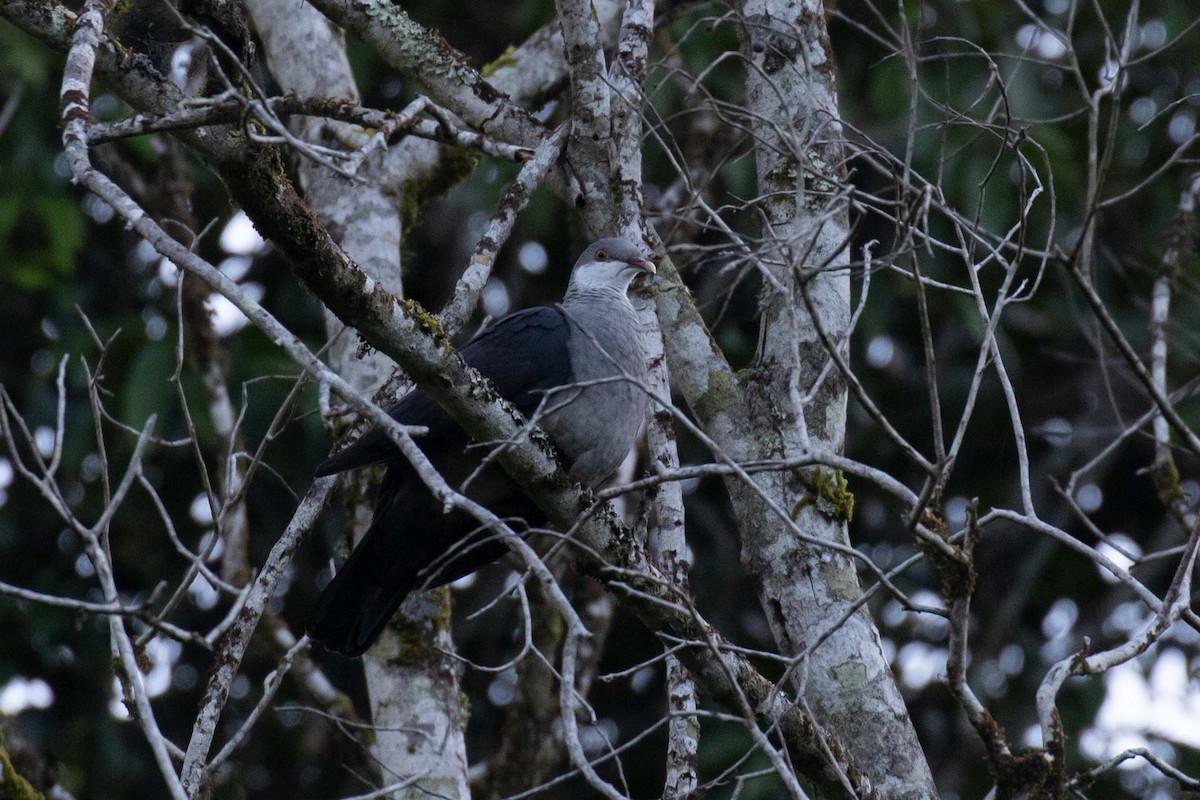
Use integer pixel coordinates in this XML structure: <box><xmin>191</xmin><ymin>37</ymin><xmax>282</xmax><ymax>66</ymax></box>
<box><xmin>630</xmin><ymin>256</ymin><xmax>656</xmax><ymax>275</ymax></box>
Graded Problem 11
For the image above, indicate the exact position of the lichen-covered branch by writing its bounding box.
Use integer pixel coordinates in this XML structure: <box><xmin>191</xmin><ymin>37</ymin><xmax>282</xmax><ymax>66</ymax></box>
<box><xmin>244</xmin><ymin>1</ymin><xmax>470</xmax><ymax>795</ymax></box>
<box><xmin>301</xmin><ymin>0</ymin><xmax>546</xmax><ymax>148</ymax></box>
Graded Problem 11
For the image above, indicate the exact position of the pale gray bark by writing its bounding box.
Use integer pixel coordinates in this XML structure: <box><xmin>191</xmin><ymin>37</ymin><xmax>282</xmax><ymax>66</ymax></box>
<box><xmin>608</xmin><ymin>0</ymin><xmax>701</xmax><ymax>793</ymax></box>
<box><xmin>484</xmin><ymin>0</ymin><xmax>623</xmax><ymax>107</ymax></box>
<box><xmin>245</xmin><ymin>1</ymin><xmax>470</xmax><ymax>796</ymax></box>
<box><xmin>729</xmin><ymin>0</ymin><xmax>935</xmax><ymax>795</ymax></box>
<box><xmin>302</xmin><ymin>0</ymin><xmax>544</xmax><ymax>148</ymax></box>
<box><xmin>14</xmin><ymin>0</ymin><xmax>934</xmax><ymax>793</ymax></box>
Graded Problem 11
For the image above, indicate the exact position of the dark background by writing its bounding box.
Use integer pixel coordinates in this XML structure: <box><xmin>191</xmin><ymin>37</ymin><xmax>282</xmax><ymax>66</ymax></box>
<box><xmin>2</xmin><ymin>0</ymin><xmax>1199</xmax><ymax>797</ymax></box>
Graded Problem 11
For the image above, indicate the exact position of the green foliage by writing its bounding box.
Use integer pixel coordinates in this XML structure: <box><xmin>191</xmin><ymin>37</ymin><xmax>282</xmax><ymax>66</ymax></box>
<box><xmin>0</xmin><ymin>198</ymin><xmax>85</xmax><ymax>290</ymax></box>
<box><xmin>0</xmin><ymin>24</ymin><xmax>56</xmax><ymax>89</ymax></box>
<box><xmin>119</xmin><ymin>339</ymin><xmax>176</xmax><ymax>429</ymax></box>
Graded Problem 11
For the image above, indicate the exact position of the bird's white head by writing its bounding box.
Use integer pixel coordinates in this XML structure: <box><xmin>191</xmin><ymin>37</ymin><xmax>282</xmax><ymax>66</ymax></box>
<box><xmin>568</xmin><ymin>238</ymin><xmax>656</xmax><ymax>295</ymax></box>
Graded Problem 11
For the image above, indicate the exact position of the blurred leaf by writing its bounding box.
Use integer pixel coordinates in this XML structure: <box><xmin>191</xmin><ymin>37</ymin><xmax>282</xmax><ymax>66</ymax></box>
<box><xmin>120</xmin><ymin>339</ymin><xmax>174</xmax><ymax>429</ymax></box>
<box><xmin>0</xmin><ymin>23</ymin><xmax>56</xmax><ymax>89</ymax></box>
<box><xmin>0</xmin><ymin>197</ymin><xmax>85</xmax><ymax>289</ymax></box>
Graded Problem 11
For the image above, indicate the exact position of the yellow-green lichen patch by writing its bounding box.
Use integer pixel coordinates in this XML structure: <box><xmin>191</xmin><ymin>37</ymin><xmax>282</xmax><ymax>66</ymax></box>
<box><xmin>818</xmin><ymin>556</ymin><xmax>861</xmax><ymax>602</ymax></box>
<box><xmin>691</xmin><ymin>367</ymin><xmax>736</xmax><ymax>423</ymax></box>
<box><xmin>829</xmin><ymin>658</ymin><xmax>867</xmax><ymax>688</ymax></box>
<box><xmin>376</xmin><ymin>587</ymin><xmax>454</xmax><ymax>666</ymax></box>
<box><xmin>400</xmin><ymin>298</ymin><xmax>449</xmax><ymax>348</ymax></box>
<box><xmin>0</xmin><ymin>745</ymin><xmax>43</xmax><ymax>800</ymax></box>
<box><xmin>1151</xmin><ymin>456</ymin><xmax>1184</xmax><ymax>505</ymax></box>
<box><xmin>482</xmin><ymin>44</ymin><xmax>518</xmax><ymax>77</ymax></box>
<box><xmin>792</xmin><ymin>467</ymin><xmax>854</xmax><ymax>523</ymax></box>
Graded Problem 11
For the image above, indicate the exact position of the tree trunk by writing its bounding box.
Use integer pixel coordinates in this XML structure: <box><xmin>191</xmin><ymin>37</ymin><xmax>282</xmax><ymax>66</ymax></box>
<box><xmin>245</xmin><ymin>2</ymin><xmax>470</xmax><ymax>795</ymax></box>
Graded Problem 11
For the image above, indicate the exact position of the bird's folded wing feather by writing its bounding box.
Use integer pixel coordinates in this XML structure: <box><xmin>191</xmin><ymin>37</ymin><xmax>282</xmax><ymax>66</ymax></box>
<box><xmin>314</xmin><ymin>306</ymin><xmax>573</xmax><ymax>476</ymax></box>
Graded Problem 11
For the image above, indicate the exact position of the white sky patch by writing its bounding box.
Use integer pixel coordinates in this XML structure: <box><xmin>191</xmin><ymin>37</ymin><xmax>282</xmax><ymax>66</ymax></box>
<box><xmin>1168</xmin><ymin>111</ymin><xmax>1196</xmax><ymax>146</ymax></box>
<box><xmin>170</xmin><ymin>42</ymin><xmax>196</xmax><ymax>89</ymax></box>
<box><xmin>465</xmin><ymin>211</ymin><xmax>489</xmax><ymax>242</ymax></box>
<box><xmin>81</xmin><ymin>453</ymin><xmax>103</xmax><ymax>483</ymax></box>
<box><xmin>944</xmin><ymin>496</ymin><xmax>968</xmax><ymax>529</ymax></box>
<box><xmin>1076</xmin><ymin>482</ymin><xmax>1103</xmax><ymax>513</ymax></box>
<box><xmin>1098</xmin><ymin>58</ymin><xmax>1122</xmax><ymax>93</ymax></box>
<box><xmin>229</xmin><ymin>674</ymin><xmax>251</xmax><ymax>700</ymax></box>
<box><xmin>1104</xmin><ymin>602</ymin><xmax>1153</xmax><ymax>638</ymax></box>
<box><xmin>0</xmin><ymin>675</ymin><xmax>54</xmax><ymax>714</ymax></box>
<box><xmin>518</xmin><ymin>241</ymin><xmax>549</xmax><ymax>275</ymax></box>
<box><xmin>0</xmin><ymin>457</ymin><xmax>13</xmax><ymax>489</ymax></box>
<box><xmin>897</xmin><ymin>642</ymin><xmax>947</xmax><ymax>690</ymax></box>
<box><xmin>189</xmin><ymin>573</ymin><xmax>220</xmax><ymax>610</ymax></box>
<box><xmin>579</xmin><ymin>719</ymin><xmax>618</xmax><ymax>757</ymax></box>
<box><xmin>74</xmin><ymin>553</ymin><xmax>95</xmax><ymax>578</ymax></box>
<box><xmin>1096</xmin><ymin>534</ymin><xmax>1141</xmax><ymax>584</ymax></box>
<box><xmin>82</xmin><ymin>193</ymin><xmax>115</xmax><ymax>225</ymax></box>
<box><xmin>533</xmin><ymin>99</ymin><xmax>559</xmax><ymax>122</ymax></box>
<box><xmin>1015</xmin><ymin>24</ymin><xmax>1068</xmax><ymax>60</ymax></box>
<box><xmin>1022</xmin><ymin>724</ymin><xmax>1042</xmax><ymax>748</ymax></box>
<box><xmin>1167</xmin><ymin>620</ymin><xmax>1200</xmax><ymax>647</ymax></box>
<box><xmin>190</xmin><ymin>492</ymin><xmax>215</xmax><ymax>526</ymax></box>
<box><xmin>631</xmin><ymin>665</ymin><xmax>657</xmax><ymax>694</ymax></box>
<box><xmin>1085</xmin><ymin>650</ymin><xmax>1200</xmax><ymax>764</ymax></box>
<box><xmin>882</xmin><ymin>598</ymin><xmax>907</xmax><ymax>628</ymax></box>
<box><xmin>129</xmin><ymin>238</ymin><xmax>158</xmax><ymax>273</ymax></box>
<box><xmin>1041</xmin><ymin>597</ymin><xmax>1078</xmax><ymax>640</ymax></box>
<box><xmin>998</xmin><ymin>644</ymin><xmax>1025</xmax><ymax>676</ymax></box>
<box><xmin>158</xmin><ymin>257</ymin><xmax>180</xmax><ymax>287</ymax></box>
<box><xmin>198</xmin><ymin>530</ymin><xmax>225</xmax><ymax>563</ymax></box>
<box><xmin>144</xmin><ymin>312</ymin><xmax>168</xmax><ymax>342</ymax></box>
<box><xmin>910</xmin><ymin>589</ymin><xmax>945</xmax><ymax>612</ymax></box>
<box><xmin>482</xmin><ymin>277</ymin><xmax>511</xmax><ymax>317</ymax></box>
<box><xmin>144</xmin><ymin>637</ymin><xmax>183</xmax><ymax>697</ymax></box>
<box><xmin>219</xmin><ymin>211</ymin><xmax>265</xmax><ymax>255</ymax></box>
<box><xmin>207</xmin><ymin>283</ymin><xmax>265</xmax><ymax>336</ymax></box>
<box><xmin>1139</xmin><ymin>19</ymin><xmax>1168</xmax><ymax>51</ymax></box>
<box><xmin>865</xmin><ymin>334</ymin><xmax>895</xmax><ymax>368</ymax></box>
<box><xmin>487</xmin><ymin>667</ymin><xmax>517</xmax><ymax>706</ymax></box>
<box><xmin>219</xmin><ymin>255</ymin><xmax>253</xmax><ymax>282</ymax></box>
<box><xmin>34</xmin><ymin>426</ymin><xmax>56</xmax><ymax>458</ymax></box>
<box><xmin>450</xmin><ymin>572</ymin><xmax>477</xmax><ymax>591</ymax></box>
<box><xmin>1040</xmin><ymin>417</ymin><xmax>1072</xmax><ymax>447</ymax></box>
<box><xmin>109</xmin><ymin>676</ymin><xmax>131</xmax><ymax>720</ymax></box>
<box><xmin>906</xmin><ymin>590</ymin><xmax>949</xmax><ymax>641</ymax></box>
<box><xmin>1129</xmin><ymin>96</ymin><xmax>1156</xmax><ymax>126</ymax></box>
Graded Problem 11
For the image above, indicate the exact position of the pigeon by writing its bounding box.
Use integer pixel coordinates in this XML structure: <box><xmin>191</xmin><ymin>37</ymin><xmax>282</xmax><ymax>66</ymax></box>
<box><xmin>307</xmin><ymin>238</ymin><xmax>654</xmax><ymax>657</ymax></box>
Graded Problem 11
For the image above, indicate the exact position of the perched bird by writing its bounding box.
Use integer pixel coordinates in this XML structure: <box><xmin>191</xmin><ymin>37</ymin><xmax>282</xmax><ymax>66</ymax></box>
<box><xmin>308</xmin><ymin>238</ymin><xmax>654</xmax><ymax>657</ymax></box>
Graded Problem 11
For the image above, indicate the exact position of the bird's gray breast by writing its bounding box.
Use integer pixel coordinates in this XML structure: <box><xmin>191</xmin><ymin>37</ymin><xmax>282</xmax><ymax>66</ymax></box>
<box><xmin>542</xmin><ymin>290</ymin><xmax>649</xmax><ymax>486</ymax></box>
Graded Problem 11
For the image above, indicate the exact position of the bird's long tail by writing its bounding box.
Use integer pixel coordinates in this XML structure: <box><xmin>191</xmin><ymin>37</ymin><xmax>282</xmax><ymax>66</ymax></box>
<box><xmin>306</xmin><ymin>466</ymin><xmax>538</xmax><ymax>658</ymax></box>
<box><xmin>305</xmin><ymin>517</ymin><xmax>420</xmax><ymax>658</ymax></box>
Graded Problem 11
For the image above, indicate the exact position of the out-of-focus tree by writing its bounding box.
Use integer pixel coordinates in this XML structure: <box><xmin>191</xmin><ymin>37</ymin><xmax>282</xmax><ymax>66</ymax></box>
<box><xmin>0</xmin><ymin>0</ymin><xmax>1198</xmax><ymax>798</ymax></box>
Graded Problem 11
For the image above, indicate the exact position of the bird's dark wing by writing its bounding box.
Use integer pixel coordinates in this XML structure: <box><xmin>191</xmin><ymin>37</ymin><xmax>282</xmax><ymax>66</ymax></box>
<box><xmin>462</xmin><ymin>305</ymin><xmax>573</xmax><ymax>416</ymax></box>
<box><xmin>305</xmin><ymin>464</ymin><xmax>543</xmax><ymax>657</ymax></box>
<box><xmin>312</xmin><ymin>390</ymin><xmax>452</xmax><ymax>477</ymax></box>
<box><xmin>308</xmin><ymin>306</ymin><xmax>574</xmax><ymax>656</ymax></box>
<box><xmin>313</xmin><ymin>306</ymin><xmax>572</xmax><ymax>477</ymax></box>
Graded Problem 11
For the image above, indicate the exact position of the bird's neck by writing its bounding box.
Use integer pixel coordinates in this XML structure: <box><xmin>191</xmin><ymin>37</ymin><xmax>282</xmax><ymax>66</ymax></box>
<box><xmin>564</xmin><ymin>281</ymin><xmax>635</xmax><ymax>306</ymax></box>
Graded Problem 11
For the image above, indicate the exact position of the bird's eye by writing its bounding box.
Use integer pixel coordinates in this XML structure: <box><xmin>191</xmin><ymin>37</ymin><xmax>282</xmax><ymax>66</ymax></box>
<box><xmin>596</xmin><ymin>249</ymin><xmax>608</xmax><ymax>261</ymax></box>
